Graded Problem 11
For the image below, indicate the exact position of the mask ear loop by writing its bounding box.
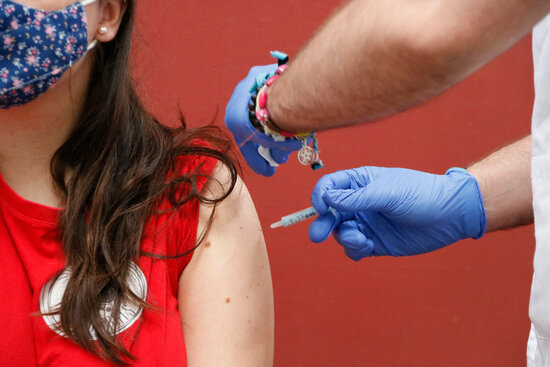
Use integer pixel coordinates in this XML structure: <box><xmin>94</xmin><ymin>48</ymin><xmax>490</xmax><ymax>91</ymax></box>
<box><xmin>87</xmin><ymin>39</ymin><xmax>98</xmax><ymax>52</ymax></box>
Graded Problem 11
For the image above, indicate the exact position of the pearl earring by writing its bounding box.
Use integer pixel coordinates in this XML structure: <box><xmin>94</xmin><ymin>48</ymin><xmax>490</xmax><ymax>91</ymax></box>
<box><xmin>99</xmin><ymin>26</ymin><xmax>108</xmax><ymax>35</ymax></box>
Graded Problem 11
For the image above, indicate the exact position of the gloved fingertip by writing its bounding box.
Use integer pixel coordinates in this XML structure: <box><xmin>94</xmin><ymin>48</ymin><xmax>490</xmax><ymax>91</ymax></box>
<box><xmin>343</xmin><ymin>238</ymin><xmax>374</xmax><ymax>261</ymax></box>
<box><xmin>334</xmin><ymin>222</ymin><xmax>374</xmax><ymax>261</ymax></box>
<box><xmin>259</xmin><ymin>166</ymin><xmax>276</xmax><ymax>177</ymax></box>
<box><xmin>240</xmin><ymin>142</ymin><xmax>276</xmax><ymax>177</ymax></box>
<box><xmin>344</xmin><ymin>247</ymin><xmax>363</xmax><ymax>261</ymax></box>
<box><xmin>344</xmin><ymin>247</ymin><xmax>369</xmax><ymax>262</ymax></box>
<box><xmin>287</xmin><ymin>139</ymin><xmax>304</xmax><ymax>152</ymax></box>
<box><xmin>270</xmin><ymin>149</ymin><xmax>291</xmax><ymax>164</ymax></box>
<box><xmin>309</xmin><ymin>214</ymin><xmax>337</xmax><ymax>243</ymax></box>
<box><xmin>361</xmin><ymin>238</ymin><xmax>375</xmax><ymax>258</ymax></box>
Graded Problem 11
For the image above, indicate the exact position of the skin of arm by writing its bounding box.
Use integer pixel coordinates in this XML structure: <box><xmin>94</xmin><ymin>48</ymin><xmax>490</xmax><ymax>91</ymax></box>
<box><xmin>268</xmin><ymin>0</ymin><xmax>550</xmax><ymax>132</ymax></box>
<box><xmin>467</xmin><ymin>135</ymin><xmax>533</xmax><ymax>233</ymax></box>
<box><xmin>178</xmin><ymin>165</ymin><xmax>274</xmax><ymax>367</ymax></box>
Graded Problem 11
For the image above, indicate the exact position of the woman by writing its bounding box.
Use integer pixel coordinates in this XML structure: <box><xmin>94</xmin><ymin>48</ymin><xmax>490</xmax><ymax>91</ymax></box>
<box><xmin>0</xmin><ymin>0</ymin><xmax>274</xmax><ymax>366</ymax></box>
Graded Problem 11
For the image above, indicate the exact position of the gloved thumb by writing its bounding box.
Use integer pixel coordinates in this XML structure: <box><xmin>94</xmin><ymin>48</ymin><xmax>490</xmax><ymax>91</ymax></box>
<box><xmin>323</xmin><ymin>186</ymin><xmax>386</xmax><ymax>213</ymax></box>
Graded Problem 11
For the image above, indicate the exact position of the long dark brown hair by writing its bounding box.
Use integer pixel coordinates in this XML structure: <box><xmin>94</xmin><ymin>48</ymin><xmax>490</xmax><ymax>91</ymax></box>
<box><xmin>47</xmin><ymin>0</ymin><xmax>237</xmax><ymax>363</ymax></box>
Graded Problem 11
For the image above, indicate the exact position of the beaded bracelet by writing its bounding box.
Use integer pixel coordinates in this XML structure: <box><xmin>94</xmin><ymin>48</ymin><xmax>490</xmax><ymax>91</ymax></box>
<box><xmin>248</xmin><ymin>51</ymin><xmax>324</xmax><ymax>170</ymax></box>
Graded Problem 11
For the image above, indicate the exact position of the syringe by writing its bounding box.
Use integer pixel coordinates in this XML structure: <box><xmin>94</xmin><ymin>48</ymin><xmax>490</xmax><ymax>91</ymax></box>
<box><xmin>270</xmin><ymin>206</ymin><xmax>318</xmax><ymax>229</ymax></box>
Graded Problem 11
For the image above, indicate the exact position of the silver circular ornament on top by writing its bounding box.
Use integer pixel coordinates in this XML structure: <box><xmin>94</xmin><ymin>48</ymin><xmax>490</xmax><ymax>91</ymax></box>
<box><xmin>298</xmin><ymin>145</ymin><xmax>316</xmax><ymax>165</ymax></box>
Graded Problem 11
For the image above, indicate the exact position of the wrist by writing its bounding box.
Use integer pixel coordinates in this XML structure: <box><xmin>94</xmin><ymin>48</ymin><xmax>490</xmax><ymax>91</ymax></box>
<box><xmin>265</xmin><ymin>81</ymin><xmax>291</xmax><ymax>133</ymax></box>
<box><xmin>445</xmin><ymin>168</ymin><xmax>487</xmax><ymax>240</ymax></box>
<box><xmin>246</xmin><ymin>52</ymin><xmax>324</xmax><ymax>171</ymax></box>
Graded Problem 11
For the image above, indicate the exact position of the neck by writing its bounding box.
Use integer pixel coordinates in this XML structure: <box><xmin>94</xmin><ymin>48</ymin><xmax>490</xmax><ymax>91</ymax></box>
<box><xmin>0</xmin><ymin>58</ymin><xmax>91</xmax><ymax>207</ymax></box>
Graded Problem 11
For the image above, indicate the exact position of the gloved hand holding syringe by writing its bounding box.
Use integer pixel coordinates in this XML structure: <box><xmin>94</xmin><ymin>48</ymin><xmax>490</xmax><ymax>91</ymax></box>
<box><xmin>271</xmin><ymin>166</ymin><xmax>487</xmax><ymax>262</ymax></box>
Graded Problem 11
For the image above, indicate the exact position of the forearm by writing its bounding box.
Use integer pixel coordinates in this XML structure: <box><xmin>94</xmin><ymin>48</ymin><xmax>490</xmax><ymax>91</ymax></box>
<box><xmin>467</xmin><ymin>135</ymin><xmax>533</xmax><ymax>233</ymax></box>
<box><xmin>268</xmin><ymin>0</ymin><xmax>550</xmax><ymax>132</ymax></box>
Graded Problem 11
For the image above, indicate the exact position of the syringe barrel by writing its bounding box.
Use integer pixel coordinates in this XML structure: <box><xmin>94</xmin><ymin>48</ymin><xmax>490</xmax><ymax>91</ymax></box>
<box><xmin>281</xmin><ymin>207</ymin><xmax>318</xmax><ymax>227</ymax></box>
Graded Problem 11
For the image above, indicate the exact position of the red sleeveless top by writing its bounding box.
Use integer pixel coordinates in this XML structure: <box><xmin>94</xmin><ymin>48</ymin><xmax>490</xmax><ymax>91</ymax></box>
<box><xmin>0</xmin><ymin>154</ymin><xmax>216</xmax><ymax>366</ymax></box>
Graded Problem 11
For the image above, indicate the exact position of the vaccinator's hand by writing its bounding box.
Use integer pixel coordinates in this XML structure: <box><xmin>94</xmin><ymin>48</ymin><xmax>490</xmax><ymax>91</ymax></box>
<box><xmin>225</xmin><ymin>65</ymin><xmax>302</xmax><ymax>176</ymax></box>
<box><xmin>309</xmin><ymin>167</ymin><xmax>487</xmax><ymax>261</ymax></box>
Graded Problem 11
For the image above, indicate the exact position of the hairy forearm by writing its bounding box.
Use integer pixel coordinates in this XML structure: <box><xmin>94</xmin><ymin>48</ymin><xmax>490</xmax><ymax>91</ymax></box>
<box><xmin>268</xmin><ymin>0</ymin><xmax>550</xmax><ymax>132</ymax></box>
<box><xmin>467</xmin><ymin>136</ymin><xmax>533</xmax><ymax>233</ymax></box>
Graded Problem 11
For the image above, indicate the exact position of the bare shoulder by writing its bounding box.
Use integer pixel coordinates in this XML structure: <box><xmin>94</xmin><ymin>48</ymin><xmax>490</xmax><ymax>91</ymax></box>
<box><xmin>196</xmin><ymin>162</ymin><xmax>262</xmax><ymax>247</ymax></box>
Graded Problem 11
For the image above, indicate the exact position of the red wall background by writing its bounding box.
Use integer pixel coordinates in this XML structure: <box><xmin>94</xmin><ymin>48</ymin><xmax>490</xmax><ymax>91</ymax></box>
<box><xmin>133</xmin><ymin>1</ymin><xmax>535</xmax><ymax>366</ymax></box>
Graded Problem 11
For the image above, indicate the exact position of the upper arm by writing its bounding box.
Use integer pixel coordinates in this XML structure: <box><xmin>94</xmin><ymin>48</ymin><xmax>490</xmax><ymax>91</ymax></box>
<box><xmin>178</xmin><ymin>164</ymin><xmax>274</xmax><ymax>367</ymax></box>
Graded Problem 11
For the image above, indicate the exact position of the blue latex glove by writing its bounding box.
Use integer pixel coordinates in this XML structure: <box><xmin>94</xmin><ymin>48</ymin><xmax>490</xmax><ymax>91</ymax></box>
<box><xmin>225</xmin><ymin>65</ymin><xmax>303</xmax><ymax>176</ymax></box>
<box><xmin>309</xmin><ymin>167</ymin><xmax>487</xmax><ymax>261</ymax></box>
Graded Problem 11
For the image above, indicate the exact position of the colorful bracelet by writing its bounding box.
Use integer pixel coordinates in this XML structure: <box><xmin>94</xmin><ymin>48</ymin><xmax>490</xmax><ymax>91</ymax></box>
<box><xmin>248</xmin><ymin>51</ymin><xmax>324</xmax><ymax>170</ymax></box>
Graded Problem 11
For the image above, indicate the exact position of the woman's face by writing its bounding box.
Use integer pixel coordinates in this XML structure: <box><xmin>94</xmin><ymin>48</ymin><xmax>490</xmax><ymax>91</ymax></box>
<box><xmin>0</xmin><ymin>0</ymin><xmax>126</xmax><ymax>112</ymax></box>
<box><xmin>0</xmin><ymin>0</ymin><xmax>103</xmax><ymax>111</ymax></box>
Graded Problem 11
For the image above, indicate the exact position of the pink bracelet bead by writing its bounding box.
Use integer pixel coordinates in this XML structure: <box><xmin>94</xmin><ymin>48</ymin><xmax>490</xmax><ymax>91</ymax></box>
<box><xmin>253</xmin><ymin>62</ymin><xmax>289</xmax><ymax>132</ymax></box>
<box><xmin>258</xmin><ymin>91</ymin><xmax>267</xmax><ymax>109</ymax></box>
<box><xmin>256</xmin><ymin>109</ymin><xmax>269</xmax><ymax>123</ymax></box>
<box><xmin>277</xmin><ymin>65</ymin><xmax>288</xmax><ymax>74</ymax></box>
<box><xmin>266</xmin><ymin>75</ymin><xmax>279</xmax><ymax>87</ymax></box>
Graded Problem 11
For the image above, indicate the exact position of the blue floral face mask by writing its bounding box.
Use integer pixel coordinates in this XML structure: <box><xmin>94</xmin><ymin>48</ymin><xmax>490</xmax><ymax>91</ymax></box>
<box><xmin>0</xmin><ymin>0</ymin><xmax>98</xmax><ymax>109</ymax></box>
